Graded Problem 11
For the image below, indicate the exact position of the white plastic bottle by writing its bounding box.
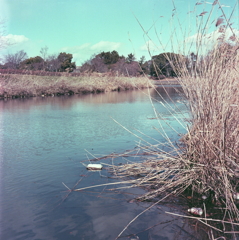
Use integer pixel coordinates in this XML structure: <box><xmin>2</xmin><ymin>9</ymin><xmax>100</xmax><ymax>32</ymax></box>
<box><xmin>188</xmin><ymin>207</ymin><xmax>203</xmax><ymax>216</ymax></box>
<box><xmin>233</xmin><ymin>193</ymin><xmax>239</xmax><ymax>200</ymax></box>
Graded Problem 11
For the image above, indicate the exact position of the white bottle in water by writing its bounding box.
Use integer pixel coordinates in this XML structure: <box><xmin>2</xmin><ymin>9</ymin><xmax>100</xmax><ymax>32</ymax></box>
<box><xmin>188</xmin><ymin>207</ymin><xmax>203</xmax><ymax>216</ymax></box>
<box><xmin>233</xmin><ymin>193</ymin><xmax>239</xmax><ymax>200</ymax></box>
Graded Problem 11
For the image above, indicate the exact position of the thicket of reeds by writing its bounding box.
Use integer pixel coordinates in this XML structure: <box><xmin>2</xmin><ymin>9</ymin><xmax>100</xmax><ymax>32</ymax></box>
<box><xmin>103</xmin><ymin>1</ymin><xmax>239</xmax><ymax>238</ymax></box>
<box><xmin>0</xmin><ymin>74</ymin><xmax>152</xmax><ymax>98</ymax></box>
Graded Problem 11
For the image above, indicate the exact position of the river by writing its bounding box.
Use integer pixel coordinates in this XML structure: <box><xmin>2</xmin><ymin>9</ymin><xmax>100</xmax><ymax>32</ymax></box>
<box><xmin>0</xmin><ymin>86</ymin><xmax>205</xmax><ymax>240</ymax></box>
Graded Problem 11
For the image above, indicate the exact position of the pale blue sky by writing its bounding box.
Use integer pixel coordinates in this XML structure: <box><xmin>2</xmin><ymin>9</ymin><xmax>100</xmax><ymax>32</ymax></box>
<box><xmin>0</xmin><ymin>0</ymin><xmax>238</xmax><ymax>65</ymax></box>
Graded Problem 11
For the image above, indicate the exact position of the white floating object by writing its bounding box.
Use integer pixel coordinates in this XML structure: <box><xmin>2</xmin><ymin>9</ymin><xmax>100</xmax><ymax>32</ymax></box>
<box><xmin>188</xmin><ymin>207</ymin><xmax>203</xmax><ymax>216</ymax></box>
<box><xmin>202</xmin><ymin>195</ymin><xmax>207</xmax><ymax>200</ymax></box>
<box><xmin>86</xmin><ymin>164</ymin><xmax>103</xmax><ymax>170</ymax></box>
<box><xmin>233</xmin><ymin>193</ymin><xmax>239</xmax><ymax>200</ymax></box>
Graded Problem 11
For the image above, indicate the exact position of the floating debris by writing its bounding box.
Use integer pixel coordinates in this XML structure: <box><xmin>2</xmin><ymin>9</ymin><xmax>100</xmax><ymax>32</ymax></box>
<box><xmin>86</xmin><ymin>164</ymin><xmax>103</xmax><ymax>170</ymax></box>
<box><xmin>130</xmin><ymin>235</ymin><xmax>139</xmax><ymax>240</ymax></box>
<box><xmin>188</xmin><ymin>207</ymin><xmax>203</xmax><ymax>216</ymax></box>
<box><xmin>202</xmin><ymin>195</ymin><xmax>207</xmax><ymax>201</ymax></box>
<box><xmin>233</xmin><ymin>193</ymin><xmax>239</xmax><ymax>200</ymax></box>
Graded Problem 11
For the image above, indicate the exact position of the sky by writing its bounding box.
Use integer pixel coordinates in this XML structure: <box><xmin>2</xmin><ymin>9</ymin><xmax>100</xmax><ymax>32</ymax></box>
<box><xmin>0</xmin><ymin>0</ymin><xmax>238</xmax><ymax>66</ymax></box>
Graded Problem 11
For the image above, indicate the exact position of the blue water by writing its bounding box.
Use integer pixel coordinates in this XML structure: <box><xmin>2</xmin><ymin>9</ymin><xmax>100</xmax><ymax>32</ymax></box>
<box><xmin>0</xmin><ymin>87</ymin><xmax>199</xmax><ymax>240</ymax></box>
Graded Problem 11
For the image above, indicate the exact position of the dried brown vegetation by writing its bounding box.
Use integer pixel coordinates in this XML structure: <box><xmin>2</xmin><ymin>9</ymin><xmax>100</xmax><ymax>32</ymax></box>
<box><xmin>0</xmin><ymin>74</ymin><xmax>152</xmax><ymax>99</ymax></box>
<box><xmin>101</xmin><ymin>1</ymin><xmax>239</xmax><ymax>238</ymax></box>
<box><xmin>108</xmin><ymin>47</ymin><xmax>239</xmax><ymax>239</ymax></box>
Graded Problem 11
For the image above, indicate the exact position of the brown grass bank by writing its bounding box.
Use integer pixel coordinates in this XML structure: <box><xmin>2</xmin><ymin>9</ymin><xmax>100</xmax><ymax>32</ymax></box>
<box><xmin>151</xmin><ymin>78</ymin><xmax>180</xmax><ymax>85</ymax></box>
<box><xmin>0</xmin><ymin>74</ymin><xmax>153</xmax><ymax>99</ymax></box>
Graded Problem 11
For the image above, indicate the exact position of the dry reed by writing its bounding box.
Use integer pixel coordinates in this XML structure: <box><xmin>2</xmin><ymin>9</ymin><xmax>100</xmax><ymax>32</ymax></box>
<box><xmin>103</xmin><ymin>1</ymin><xmax>239</xmax><ymax>238</ymax></box>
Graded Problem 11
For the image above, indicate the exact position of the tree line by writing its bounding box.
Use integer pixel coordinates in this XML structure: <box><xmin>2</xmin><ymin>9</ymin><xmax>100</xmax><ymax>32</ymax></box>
<box><xmin>78</xmin><ymin>51</ymin><xmax>187</xmax><ymax>78</ymax></box>
<box><xmin>3</xmin><ymin>44</ymin><xmax>235</xmax><ymax>78</ymax></box>
<box><xmin>0</xmin><ymin>45</ymin><xmax>190</xmax><ymax>77</ymax></box>
<box><xmin>0</xmin><ymin>47</ymin><xmax>76</xmax><ymax>73</ymax></box>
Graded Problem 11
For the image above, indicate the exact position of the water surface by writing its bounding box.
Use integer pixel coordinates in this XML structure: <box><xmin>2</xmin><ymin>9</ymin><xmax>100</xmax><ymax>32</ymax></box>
<box><xmin>0</xmin><ymin>87</ymin><xmax>203</xmax><ymax>240</ymax></box>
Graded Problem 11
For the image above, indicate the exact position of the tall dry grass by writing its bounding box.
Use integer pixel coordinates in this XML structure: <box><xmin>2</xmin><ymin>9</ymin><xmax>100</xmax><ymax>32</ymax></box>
<box><xmin>104</xmin><ymin>1</ymin><xmax>239</xmax><ymax>238</ymax></box>
<box><xmin>0</xmin><ymin>74</ymin><xmax>152</xmax><ymax>98</ymax></box>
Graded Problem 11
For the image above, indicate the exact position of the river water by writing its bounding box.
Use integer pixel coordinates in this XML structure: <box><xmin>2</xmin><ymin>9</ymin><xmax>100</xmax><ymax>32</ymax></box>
<box><xmin>0</xmin><ymin>86</ymin><xmax>204</xmax><ymax>240</ymax></box>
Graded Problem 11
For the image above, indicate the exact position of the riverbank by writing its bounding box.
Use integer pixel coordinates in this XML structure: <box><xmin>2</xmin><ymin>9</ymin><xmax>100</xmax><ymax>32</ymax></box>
<box><xmin>151</xmin><ymin>78</ymin><xmax>180</xmax><ymax>85</ymax></box>
<box><xmin>0</xmin><ymin>74</ymin><xmax>154</xmax><ymax>99</ymax></box>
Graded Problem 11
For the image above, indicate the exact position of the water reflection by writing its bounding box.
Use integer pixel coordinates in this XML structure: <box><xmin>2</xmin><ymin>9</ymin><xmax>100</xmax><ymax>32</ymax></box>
<box><xmin>0</xmin><ymin>87</ymin><xmax>184</xmax><ymax>111</ymax></box>
<box><xmin>0</xmin><ymin>87</ymin><xmax>203</xmax><ymax>240</ymax></box>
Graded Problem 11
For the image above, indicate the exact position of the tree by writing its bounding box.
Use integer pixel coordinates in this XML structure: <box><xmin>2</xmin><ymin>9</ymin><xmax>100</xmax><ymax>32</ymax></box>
<box><xmin>139</xmin><ymin>56</ymin><xmax>146</xmax><ymax>66</ymax></box>
<box><xmin>40</xmin><ymin>46</ymin><xmax>48</xmax><ymax>70</ymax></box>
<box><xmin>150</xmin><ymin>52</ymin><xmax>184</xmax><ymax>77</ymax></box>
<box><xmin>46</xmin><ymin>54</ymin><xmax>59</xmax><ymax>72</ymax></box>
<box><xmin>99</xmin><ymin>50</ymin><xmax>120</xmax><ymax>64</ymax></box>
<box><xmin>80</xmin><ymin>51</ymin><xmax>143</xmax><ymax>76</ymax></box>
<box><xmin>80</xmin><ymin>54</ymin><xmax>108</xmax><ymax>73</ymax></box>
<box><xmin>20</xmin><ymin>56</ymin><xmax>44</xmax><ymax>70</ymax></box>
<box><xmin>40</xmin><ymin>46</ymin><xmax>48</xmax><ymax>60</ymax></box>
<box><xmin>4</xmin><ymin>50</ymin><xmax>28</xmax><ymax>69</ymax></box>
<box><xmin>138</xmin><ymin>56</ymin><xmax>150</xmax><ymax>75</ymax></box>
<box><xmin>120</xmin><ymin>60</ymin><xmax>141</xmax><ymax>76</ymax></box>
<box><xmin>126</xmin><ymin>53</ymin><xmax>136</xmax><ymax>63</ymax></box>
<box><xmin>57</xmin><ymin>52</ymin><xmax>76</xmax><ymax>72</ymax></box>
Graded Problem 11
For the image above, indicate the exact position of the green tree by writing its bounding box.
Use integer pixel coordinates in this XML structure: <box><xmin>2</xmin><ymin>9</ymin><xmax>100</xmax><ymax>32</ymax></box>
<box><xmin>126</xmin><ymin>53</ymin><xmax>135</xmax><ymax>63</ymax></box>
<box><xmin>57</xmin><ymin>52</ymin><xmax>76</xmax><ymax>72</ymax></box>
<box><xmin>138</xmin><ymin>56</ymin><xmax>150</xmax><ymax>75</ymax></box>
<box><xmin>99</xmin><ymin>50</ymin><xmax>120</xmax><ymax>64</ymax></box>
<box><xmin>20</xmin><ymin>56</ymin><xmax>44</xmax><ymax>70</ymax></box>
<box><xmin>139</xmin><ymin>56</ymin><xmax>146</xmax><ymax>66</ymax></box>
<box><xmin>150</xmin><ymin>52</ymin><xmax>184</xmax><ymax>77</ymax></box>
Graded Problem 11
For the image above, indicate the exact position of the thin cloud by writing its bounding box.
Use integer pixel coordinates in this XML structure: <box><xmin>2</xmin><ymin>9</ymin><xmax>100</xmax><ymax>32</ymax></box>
<box><xmin>61</xmin><ymin>43</ymin><xmax>91</xmax><ymax>52</ymax></box>
<box><xmin>61</xmin><ymin>41</ymin><xmax>122</xmax><ymax>65</ymax></box>
<box><xmin>61</xmin><ymin>41</ymin><xmax>121</xmax><ymax>53</ymax></box>
<box><xmin>2</xmin><ymin>34</ymin><xmax>29</xmax><ymax>44</ymax></box>
<box><xmin>90</xmin><ymin>41</ymin><xmax>121</xmax><ymax>51</ymax></box>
